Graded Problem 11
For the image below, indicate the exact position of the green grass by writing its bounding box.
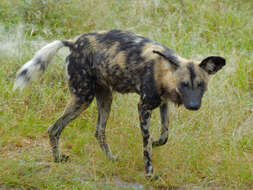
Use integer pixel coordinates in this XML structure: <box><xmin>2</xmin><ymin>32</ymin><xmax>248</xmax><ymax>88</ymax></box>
<box><xmin>0</xmin><ymin>0</ymin><xmax>253</xmax><ymax>189</ymax></box>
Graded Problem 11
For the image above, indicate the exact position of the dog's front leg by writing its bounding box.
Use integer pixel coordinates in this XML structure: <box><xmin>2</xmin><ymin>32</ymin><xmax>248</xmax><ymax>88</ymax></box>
<box><xmin>152</xmin><ymin>103</ymin><xmax>169</xmax><ymax>147</ymax></box>
<box><xmin>138</xmin><ymin>102</ymin><xmax>153</xmax><ymax>178</ymax></box>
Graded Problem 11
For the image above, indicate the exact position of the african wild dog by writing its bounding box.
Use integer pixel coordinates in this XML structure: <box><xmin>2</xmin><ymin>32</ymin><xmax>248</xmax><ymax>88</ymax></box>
<box><xmin>14</xmin><ymin>30</ymin><xmax>225</xmax><ymax>178</ymax></box>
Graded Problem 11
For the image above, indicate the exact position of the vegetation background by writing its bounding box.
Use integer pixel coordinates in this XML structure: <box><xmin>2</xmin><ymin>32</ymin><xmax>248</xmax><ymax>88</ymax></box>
<box><xmin>0</xmin><ymin>0</ymin><xmax>252</xmax><ymax>189</ymax></box>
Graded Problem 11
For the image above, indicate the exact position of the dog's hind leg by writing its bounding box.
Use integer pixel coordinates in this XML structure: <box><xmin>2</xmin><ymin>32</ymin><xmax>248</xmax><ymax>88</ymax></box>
<box><xmin>152</xmin><ymin>103</ymin><xmax>169</xmax><ymax>147</ymax></box>
<box><xmin>48</xmin><ymin>92</ymin><xmax>94</xmax><ymax>162</ymax></box>
<box><xmin>94</xmin><ymin>86</ymin><xmax>115</xmax><ymax>161</ymax></box>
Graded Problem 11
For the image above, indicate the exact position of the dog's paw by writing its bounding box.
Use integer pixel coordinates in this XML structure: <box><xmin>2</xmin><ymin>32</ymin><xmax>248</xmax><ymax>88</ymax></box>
<box><xmin>108</xmin><ymin>154</ymin><xmax>119</xmax><ymax>162</ymax></box>
<box><xmin>145</xmin><ymin>173</ymin><xmax>159</xmax><ymax>181</ymax></box>
<box><xmin>60</xmin><ymin>154</ymin><xmax>69</xmax><ymax>162</ymax></box>
<box><xmin>54</xmin><ymin>154</ymin><xmax>69</xmax><ymax>163</ymax></box>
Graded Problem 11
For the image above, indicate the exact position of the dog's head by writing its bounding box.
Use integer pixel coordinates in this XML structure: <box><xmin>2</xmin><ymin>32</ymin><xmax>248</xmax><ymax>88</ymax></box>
<box><xmin>153</xmin><ymin>50</ymin><xmax>226</xmax><ymax>110</ymax></box>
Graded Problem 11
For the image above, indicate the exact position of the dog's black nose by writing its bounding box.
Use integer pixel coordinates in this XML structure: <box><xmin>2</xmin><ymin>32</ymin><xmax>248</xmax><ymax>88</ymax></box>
<box><xmin>186</xmin><ymin>102</ymin><xmax>200</xmax><ymax>110</ymax></box>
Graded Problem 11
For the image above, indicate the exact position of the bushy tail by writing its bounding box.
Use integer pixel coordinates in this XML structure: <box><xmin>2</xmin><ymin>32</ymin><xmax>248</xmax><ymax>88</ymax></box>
<box><xmin>13</xmin><ymin>40</ymin><xmax>72</xmax><ymax>90</ymax></box>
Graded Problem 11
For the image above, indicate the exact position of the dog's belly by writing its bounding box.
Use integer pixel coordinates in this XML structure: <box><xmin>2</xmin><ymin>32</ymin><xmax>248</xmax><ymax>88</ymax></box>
<box><xmin>94</xmin><ymin>65</ymin><xmax>141</xmax><ymax>93</ymax></box>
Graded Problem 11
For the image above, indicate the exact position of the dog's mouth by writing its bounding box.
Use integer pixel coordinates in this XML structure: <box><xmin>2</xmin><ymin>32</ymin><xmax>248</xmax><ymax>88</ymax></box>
<box><xmin>184</xmin><ymin>103</ymin><xmax>201</xmax><ymax>110</ymax></box>
<box><xmin>182</xmin><ymin>96</ymin><xmax>201</xmax><ymax>111</ymax></box>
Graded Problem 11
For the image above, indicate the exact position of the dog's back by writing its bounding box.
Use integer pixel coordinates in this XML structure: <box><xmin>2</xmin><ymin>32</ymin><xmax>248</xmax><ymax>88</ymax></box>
<box><xmin>66</xmin><ymin>30</ymin><xmax>175</xmax><ymax>94</ymax></box>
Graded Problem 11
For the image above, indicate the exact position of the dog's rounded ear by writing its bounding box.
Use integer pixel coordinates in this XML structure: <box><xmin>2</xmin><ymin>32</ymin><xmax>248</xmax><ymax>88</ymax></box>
<box><xmin>199</xmin><ymin>56</ymin><xmax>226</xmax><ymax>75</ymax></box>
<box><xmin>153</xmin><ymin>50</ymin><xmax>179</xmax><ymax>69</ymax></box>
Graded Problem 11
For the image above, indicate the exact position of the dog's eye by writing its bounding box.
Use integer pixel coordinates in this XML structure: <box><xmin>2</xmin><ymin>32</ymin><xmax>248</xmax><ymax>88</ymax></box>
<box><xmin>181</xmin><ymin>82</ymin><xmax>189</xmax><ymax>88</ymax></box>
<box><xmin>197</xmin><ymin>82</ymin><xmax>205</xmax><ymax>89</ymax></box>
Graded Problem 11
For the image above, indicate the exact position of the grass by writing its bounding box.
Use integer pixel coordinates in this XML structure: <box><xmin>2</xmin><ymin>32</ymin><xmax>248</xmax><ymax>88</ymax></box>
<box><xmin>0</xmin><ymin>0</ymin><xmax>253</xmax><ymax>189</ymax></box>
